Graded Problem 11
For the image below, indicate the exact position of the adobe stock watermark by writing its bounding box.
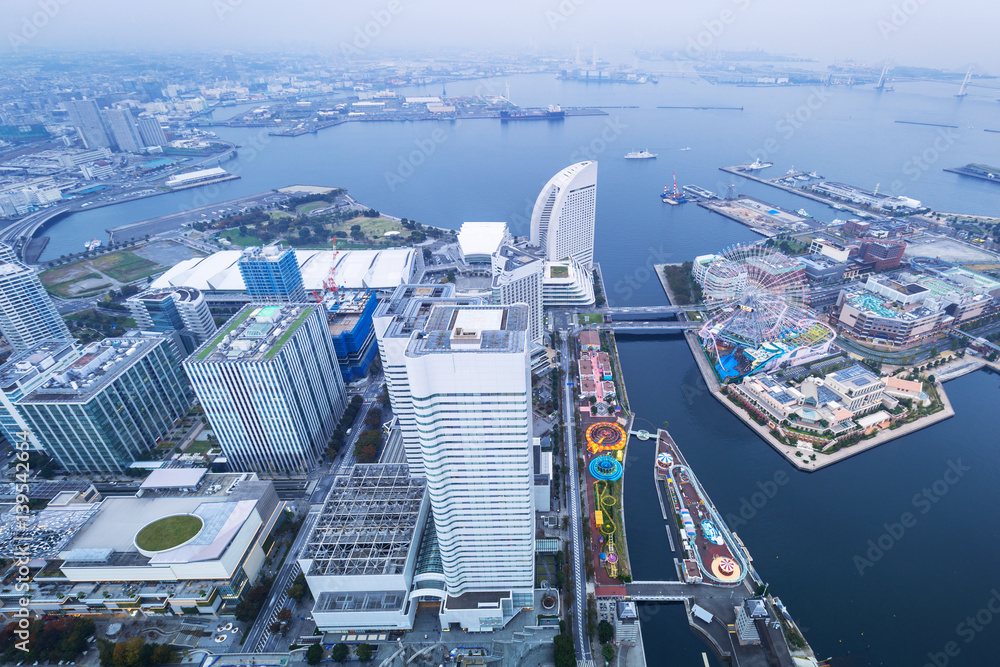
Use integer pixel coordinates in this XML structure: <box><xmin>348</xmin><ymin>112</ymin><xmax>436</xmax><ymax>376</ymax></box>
<box><xmin>877</xmin><ymin>0</ymin><xmax>931</xmax><ymax>41</ymax></box>
<box><xmin>853</xmin><ymin>459</ymin><xmax>970</xmax><ymax>577</ymax></box>
<box><xmin>339</xmin><ymin>0</ymin><xmax>407</xmax><ymax>57</ymax></box>
<box><xmin>8</xmin><ymin>0</ymin><xmax>73</xmax><ymax>52</ymax></box>
<box><xmin>747</xmin><ymin>86</ymin><xmax>834</xmax><ymax>166</ymax></box>
<box><xmin>568</xmin><ymin>116</ymin><xmax>627</xmax><ymax>164</ymax></box>
<box><xmin>181</xmin><ymin>128</ymin><xmax>271</xmax><ymax>212</ymax></box>
<box><xmin>724</xmin><ymin>470</ymin><xmax>789</xmax><ymax>529</ymax></box>
<box><xmin>213</xmin><ymin>0</ymin><xmax>244</xmax><ymax>21</ymax></box>
<box><xmin>922</xmin><ymin>589</ymin><xmax>1000</xmax><ymax>667</ymax></box>
<box><xmin>545</xmin><ymin>0</ymin><xmax>587</xmax><ymax>31</ymax></box>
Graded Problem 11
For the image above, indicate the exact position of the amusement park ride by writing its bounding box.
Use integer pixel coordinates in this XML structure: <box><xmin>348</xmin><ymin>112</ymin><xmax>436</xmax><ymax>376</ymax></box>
<box><xmin>585</xmin><ymin>422</ymin><xmax>628</xmax><ymax>579</ymax></box>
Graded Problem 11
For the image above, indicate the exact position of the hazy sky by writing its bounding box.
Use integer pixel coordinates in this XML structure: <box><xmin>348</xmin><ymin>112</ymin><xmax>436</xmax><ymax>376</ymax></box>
<box><xmin>1</xmin><ymin>0</ymin><xmax>993</xmax><ymax>73</ymax></box>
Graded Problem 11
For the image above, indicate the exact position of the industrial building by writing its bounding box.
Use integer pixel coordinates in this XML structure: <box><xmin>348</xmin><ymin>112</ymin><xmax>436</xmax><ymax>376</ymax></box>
<box><xmin>184</xmin><ymin>304</ymin><xmax>346</xmax><ymax>473</ymax></box>
<box><xmin>0</xmin><ymin>471</ymin><xmax>281</xmax><ymax>617</ymax></box>
<box><xmin>17</xmin><ymin>335</ymin><xmax>192</xmax><ymax>473</ymax></box>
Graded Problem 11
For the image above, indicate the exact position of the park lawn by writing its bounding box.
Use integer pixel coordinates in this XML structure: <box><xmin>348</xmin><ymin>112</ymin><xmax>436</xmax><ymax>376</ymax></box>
<box><xmin>185</xmin><ymin>441</ymin><xmax>214</xmax><ymax>455</ymax></box>
<box><xmin>578</xmin><ymin>313</ymin><xmax>604</xmax><ymax>325</ymax></box>
<box><xmin>135</xmin><ymin>515</ymin><xmax>203</xmax><ymax>551</ymax></box>
<box><xmin>218</xmin><ymin>229</ymin><xmax>263</xmax><ymax>248</ymax></box>
<box><xmin>267</xmin><ymin>210</ymin><xmax>293</xmax><ymax>221</ymax></box>
<box><xmin>329</xmin><ymin>215</ymin><xmax>409</xmax><ymax>239</ymax></box>
<box><xmin>90</xmin><ymin>250</ymin><xmax>163</xmax><ymax>283</ymax></box>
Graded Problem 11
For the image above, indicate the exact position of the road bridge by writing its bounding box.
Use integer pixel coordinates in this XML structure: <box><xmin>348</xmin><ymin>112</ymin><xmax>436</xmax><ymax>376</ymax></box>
<box><xmin>598</xmin><ymin>321</ymin><xmax>701</xmax><ymax>332</ymax></box>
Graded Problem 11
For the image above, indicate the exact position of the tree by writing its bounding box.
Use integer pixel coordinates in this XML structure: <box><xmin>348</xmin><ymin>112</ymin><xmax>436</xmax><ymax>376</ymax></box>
<box><xmin>445</xmin><ymin>269</ymin><xmax>456</xmax><ymax>283</ymax></box>
<box><xmin>553</xmin><ymin>633</ymin><xmax>576</xmax><ymax>667</ymax></box>
<box><xmin>305</xmin><ymin>644</ymin><xmax>323</xmax><ymax>665</ymax></box>
<box><xmin>602</xmin><ymin>643</ymin><xmax>615</xmax><ymax>664</ymax></box>
<box><xmin>598</xmin><ymin>619</ymin><xmax>614</xmax><ymax>644</ymax></box>
<box><xmin>356</xmin><ymin>643</ymin><xmax>374</xmax><ymax>662</ymax></box>
<box><xmin>276</xmin><ymin>608</ymin><xmax>292</xmax><ymax>623</ymax></box>
<box><xmin>331</xmin><ymin>643</ymin><xmax>349</xmax><ymax>663</ymax></box>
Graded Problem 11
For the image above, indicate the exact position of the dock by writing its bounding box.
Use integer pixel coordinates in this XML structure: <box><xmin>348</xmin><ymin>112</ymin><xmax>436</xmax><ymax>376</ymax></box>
<box><xmin>719</xmin><ymin>165</ymin><xmax>869</xmax><ymax>217</ymax></box>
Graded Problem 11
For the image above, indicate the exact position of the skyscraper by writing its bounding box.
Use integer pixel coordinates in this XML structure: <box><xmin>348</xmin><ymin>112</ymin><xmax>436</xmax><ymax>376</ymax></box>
<box><xmin>403</xmin><ymin>304</ymin><xmax>535</xmax><ymax>630</ymax></box>
<box><xmin>136</xmin><ymin>114</ymin><xmax>168</xmax><ymax>148</ymax></box>
<box><xmin>65</xmin><ymin>99</ymin><xmax>112</xmax><ymax>150</ymax></box>
<box><xmin>237</xmin><ymin>245</ymin><xmax>307</xmax><ymax>303</ymax></box>
<box><xmin>18</xmin><ymin>335</ymin><xmax>192</xmax><ymax>472</ymax></box>
<box><xmin>184</xmin><ymin>304</ymin><xmax>346</xmax><ymax>472</ymax></box>
<box><xmin>127</xmin><ymin>287</ymin><xmax>217</xmax><ymax>356</ymax></box>
<box><xmin>0</xmin><ymin>339</ymin><xmax>80</xmax><ymax>451</ymax></box>
<box><xmin>372</xmin><ymin>285</ymin><xmax>482</xmax><ymax>476</ymax></box>
<box><xmin>529</xmin><ymin>161</ymin><xmax>598</xmax><ymax>268</ymax></box>
<box><xmin>102</xmin><ymin>107</ymin><xmax>143</xmax><ymax>153</ymax></box>
<box><xmin>0</xmin><ymin>248</ymin><xmax>71</xmax><ymax>354</ymax></box>
<box><xmin>491</xmin><ymin>244</ymin><xmax>544</xmax><ymax>344</ymax></box>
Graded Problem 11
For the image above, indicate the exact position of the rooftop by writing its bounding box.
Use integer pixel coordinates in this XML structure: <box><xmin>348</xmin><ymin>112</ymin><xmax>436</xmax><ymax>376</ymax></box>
<box><xmin>0</xmin><ymin>339</ymin><xmax>78</xmax><ymax>394</ymax></box>
<box><xmin>407</xmin><ymin>305</ymin><xmax>527</xmax><ymax>355</ymax></box>
<box><xmin>190</xmin><ymin>304</ymin><xmax>315</xmax><ymax>363</ymax></box>
<box><xmin>20</xmin><ymin>337</ymin><xmax>165</xmax><ymax>404</ymax></box>
<box><xmin>301</xmin><ymin>464</ymin><xmax>425</xmax><ymax>578</ymax></box>
<box><xmin>457</xmin><ymin>221</ymin><xmax>510</xmax><ymax>259</ymax></box>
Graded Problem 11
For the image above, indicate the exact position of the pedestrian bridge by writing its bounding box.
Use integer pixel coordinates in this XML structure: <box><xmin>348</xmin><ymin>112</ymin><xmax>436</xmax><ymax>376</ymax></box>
<box><xmin>598</xmin><ymin>321</ymin><xmax>702</xmax><ymax>332</ymax></box>
<box><xmin>626</xmin><ymin>581</ymin><xmax>743</xmax><ymax>601</ymax></box>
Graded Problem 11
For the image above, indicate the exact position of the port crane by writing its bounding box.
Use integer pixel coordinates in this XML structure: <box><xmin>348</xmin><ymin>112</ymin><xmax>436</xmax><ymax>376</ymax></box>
<box><xmin>661</xmin><ymin>171</ymin><xmax>688</xmax><ymax>205</ymax></box>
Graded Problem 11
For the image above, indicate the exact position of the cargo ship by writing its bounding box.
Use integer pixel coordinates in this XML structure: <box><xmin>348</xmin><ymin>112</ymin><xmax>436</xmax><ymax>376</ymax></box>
<box><xmin>499</xmin><ymin>104</ymin><xmax>565</xmax><ymax>121</ymax></box>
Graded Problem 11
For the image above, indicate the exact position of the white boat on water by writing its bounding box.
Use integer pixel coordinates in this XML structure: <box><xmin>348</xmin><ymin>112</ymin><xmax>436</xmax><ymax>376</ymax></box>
<box><xmin>796</xmin><ymin>208</ymin><xmax>812</xmax><ymax>218</ymax></box>
<box><xmin>625</xmin><ymin>149</ymin><xmax>657</xmax><ymax>159</ymax></box>
<box><xmin>743</xmin><ymin>158</ymin><xmax>773</xmax><ymax>170</ymax></box>
<box><xmin>84</xmin><ymin>238</ymin><xmax>102</xmax><ymax>251</ymax></box>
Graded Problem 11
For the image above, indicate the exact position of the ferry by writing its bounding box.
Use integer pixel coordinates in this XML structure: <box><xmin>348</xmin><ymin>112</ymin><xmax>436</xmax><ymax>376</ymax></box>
<box><xmin>683</xmin><ymin>184</ymin><xmax>718</xmax><ymax>200</ymax></box>
<box><xmin>743</xmin><ymin>158</ymin><xmax>773</xmax><ymax>171</ymax></box>
<box><xmin>701</xmin><ymin>520</ymin><xmax>724</xmax><ymax>545</ymax></box>
<box><xmin>84</xmin><ymin>238</ymin><xmax>102</xmax><ymax>251</ymax></box>
<box><xmin>625</xmin><ymin>149</ymin><xmax>657</xmax><ymax>159</ymax></box>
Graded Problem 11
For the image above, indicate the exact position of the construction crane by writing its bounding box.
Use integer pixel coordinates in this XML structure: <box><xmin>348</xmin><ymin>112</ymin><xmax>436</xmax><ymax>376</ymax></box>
<box><xmin>324</xmin><ymin>250</ymin><xmax>340</xmax><ymax>296</ymax></box>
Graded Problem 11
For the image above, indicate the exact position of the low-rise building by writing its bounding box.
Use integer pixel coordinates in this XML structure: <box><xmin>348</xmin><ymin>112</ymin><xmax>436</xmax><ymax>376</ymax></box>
<box><xmin>542</xmin><ymin>259</ymin><xmax>595</xmax><ymax>307</ymax></box>
<box><xmin>0</xmin><ymin>472</ymin><xmax>280</xmax><ymax>618</ymax></box>
<box><xmin>458</xmin><ymin>222</ymin><xmax>511</xmax><ymax>265</ymax></box>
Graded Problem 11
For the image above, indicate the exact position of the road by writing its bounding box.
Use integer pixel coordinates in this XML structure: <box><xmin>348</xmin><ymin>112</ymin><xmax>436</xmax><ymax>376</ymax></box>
<box><xmin>333</xmin><ymin>373</ymin><xmax>386</xmax><ymax>474</ymax></box>
<box><xmin>558</xmin><ymin>334</ymin><xmax>592</xmax><ymax>665</ymax></box>
<box><xmin>240</xmin><ymin>510</ymin><xmax>318</xmax><ymax>653</ymax></box>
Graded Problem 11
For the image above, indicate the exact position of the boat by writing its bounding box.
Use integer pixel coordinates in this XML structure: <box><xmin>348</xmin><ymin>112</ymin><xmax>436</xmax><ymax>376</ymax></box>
<box><xmin>795</xmin><ymin>175</ymin><xmax>809</xmax><ymax>181</ymax></box>
<box><xmin>742</xmin><ymin>158</ymin><xmax>773</xmax><ymax>171</ymax></box>
<box><xmin>796</xmin><ymin>208</ymin><xmax>812</xmax><ymax>218</ymax></box>
<box><xmin>809</xmin><ymin>171</ymin><xmax>822</xmax><ymax>179</ymax></box>
<box><xmin>499</xmin><ymin>104</ymin><xmax>565</xmax><ymax>121</ymax></box>
<box><xmin>662</xmin><ymin>172</ymin><xmax>689</xmax><ymax>204</ymax></box>
<box><xmin>680</xmin><ymin>147</ymin><xmax>691</xmax><ymax>151</ymax></box>
<box><xmin>84</xmin><ymin>238</ymin><xmax>101</xmax><ymax>251</ymax></box>
<box><xmin>683</xmin><ymin>184</ymin><xmax>718</xmax><ymax>199</ymax></box>
<box><xmin>831</xmin><ymin>203</ymin><xmax>847</xmax><ymax>210</ymax></box>
<box><xmin>625</xmin><ymin>149</ymin><xmax>657</xmax><ymax>159</ymax></box>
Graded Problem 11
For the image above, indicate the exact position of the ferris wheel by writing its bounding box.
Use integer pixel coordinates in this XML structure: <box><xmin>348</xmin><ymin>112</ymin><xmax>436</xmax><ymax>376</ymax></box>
<box><xmin>701</xmin><ymin>243</ymin><xmax>808</xmax><ymax>348</ymax></box>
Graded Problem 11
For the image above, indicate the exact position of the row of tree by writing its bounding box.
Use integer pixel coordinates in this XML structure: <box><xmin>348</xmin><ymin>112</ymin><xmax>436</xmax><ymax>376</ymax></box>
<box><xmin>0</xmin><ymin>617</ymin><xmax>94</xmax><ymax>665</ymax></box>
<box><xmin>97</xmin><ymin>637</ymin><xmax>174</xmax><ymax>667</ymax></box>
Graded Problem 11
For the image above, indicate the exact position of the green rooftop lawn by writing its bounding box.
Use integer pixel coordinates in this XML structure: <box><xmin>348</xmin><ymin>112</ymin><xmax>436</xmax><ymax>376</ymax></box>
<box><xmin>265</xmin><ymin>309</ymin><xmax>312</xmax><ymax>359</ymax></box>
<box><xmin>196</xmin><ymin>308</ymin><xmax>253</xmax><ymax>359</ymax></box>
<box><xmin>135</xmin><ymin>515</ymin><xmax>203</xmax><ymax>551</ymax></box>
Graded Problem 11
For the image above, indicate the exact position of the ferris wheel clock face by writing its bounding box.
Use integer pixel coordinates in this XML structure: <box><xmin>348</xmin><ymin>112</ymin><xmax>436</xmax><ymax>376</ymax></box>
<box><xmin>701</xmin><ymin>243</ymin><xmax>808</xmax><ymax>349</ymax></box>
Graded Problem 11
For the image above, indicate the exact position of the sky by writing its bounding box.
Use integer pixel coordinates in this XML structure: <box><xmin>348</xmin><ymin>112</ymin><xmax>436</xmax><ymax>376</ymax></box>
<box><xmin>0</xmin><ymin>0</ymin><xmax>994</xmax><ymax>73</ymax></box>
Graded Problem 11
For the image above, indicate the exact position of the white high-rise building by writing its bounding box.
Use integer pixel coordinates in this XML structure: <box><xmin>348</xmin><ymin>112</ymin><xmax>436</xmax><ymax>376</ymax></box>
<box><xmin>403</xmin><ymin>304</ymin><xmax>535</xmax><ymax>631</ymax></box>
<box><xmin>529</xmin><ymin>161</ymin><xmax>598</xmax><ymax>269</ymax></box>
<box><xmin>0</xmin><ymin>247</ymin><xmax>71</xmax><ymax>354</ymax></box>
<box><xmin>491</xmin><ymin>244</ymin><xmax>544</xmax><ymax>344</ymax></box>
<box><xmin>184</xmin><ymin>304</ymin><xmax>346</xmax><ymax>473</ymax></box>
<box><xmin>372</xmin><ymin>285</ymin><xmax>481</xmax><ymax>476</ymax></box>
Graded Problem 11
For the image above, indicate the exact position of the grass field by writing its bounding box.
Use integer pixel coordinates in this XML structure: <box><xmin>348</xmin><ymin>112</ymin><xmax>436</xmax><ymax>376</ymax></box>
<box><xmin>135</xmin><ymin>515</ymin><xmax>203</xmax><ymax>551</ymax></box>
<box><xmin>90</xmin><ymin>250</ymin><xmax>162</xmax><ymax>282</ymax></box>
<box><xmin>578</xmin><ymin>313</ymin><xmax>604</xmax><ymax>325</ymax></box>
<box><xmin>185</xmin><ymin>441</ymin><xmax>215</xmax><ymax>455</ymax></box>
<box><xmin>218</xmin><ymin>229</ymin><xmax>262</xmax><ymax>247</ymax></box>
<box><xmin>297</xmin><ymin>202</ymin><xmax>327</xmax><ymax>215</ymax></box>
